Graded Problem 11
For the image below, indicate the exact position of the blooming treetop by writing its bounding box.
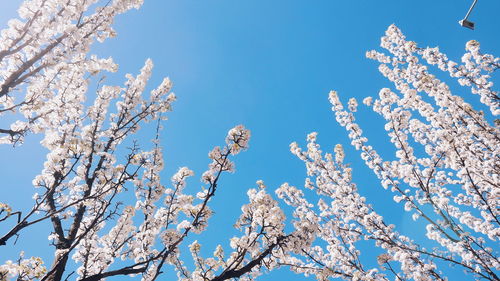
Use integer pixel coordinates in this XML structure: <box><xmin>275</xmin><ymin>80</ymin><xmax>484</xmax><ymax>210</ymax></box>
<box><xmin>276</xmin><ymin>25</ymin><xmax>499</xmax><ymax>281</ymax></box>
<box><xmin>0</xmin><ymin>1</ymin><xmax>289</xmax><ymax>281</ymax></box>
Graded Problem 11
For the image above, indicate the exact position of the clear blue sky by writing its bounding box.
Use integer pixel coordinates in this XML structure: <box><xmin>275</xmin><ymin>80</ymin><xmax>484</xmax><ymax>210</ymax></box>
<box><xmin>0</xmin><ymin>0</ymin><xmax>499</xmax><ymax>280</ymax></box>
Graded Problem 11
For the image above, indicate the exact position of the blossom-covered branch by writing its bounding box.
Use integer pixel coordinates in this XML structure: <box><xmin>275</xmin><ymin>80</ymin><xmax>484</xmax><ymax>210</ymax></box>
<box><xmin>0</xmin><ymin>0</ymin><xmax>144</xmax><ymax>144</ymax></box>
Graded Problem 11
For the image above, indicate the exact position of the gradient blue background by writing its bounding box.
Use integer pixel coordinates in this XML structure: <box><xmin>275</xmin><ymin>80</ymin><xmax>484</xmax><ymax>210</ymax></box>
<box><xmin>1</xmin><ymin>0</ymin><xmax>499</xmax><ymax>280</ymax></box>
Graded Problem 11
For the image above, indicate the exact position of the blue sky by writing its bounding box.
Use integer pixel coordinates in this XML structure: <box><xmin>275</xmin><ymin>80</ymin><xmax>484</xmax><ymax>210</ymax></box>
<box><xmin>1</xmin><ymin>0</ymin><xmax>499</xmax><ymax>280</ymax></box>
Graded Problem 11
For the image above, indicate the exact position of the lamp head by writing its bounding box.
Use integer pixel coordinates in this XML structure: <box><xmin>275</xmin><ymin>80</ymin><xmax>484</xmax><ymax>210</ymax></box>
<box><xmin>459</xmin><ymin>19</ymin><xmax>475</xmax><ymax>30</ymax></box>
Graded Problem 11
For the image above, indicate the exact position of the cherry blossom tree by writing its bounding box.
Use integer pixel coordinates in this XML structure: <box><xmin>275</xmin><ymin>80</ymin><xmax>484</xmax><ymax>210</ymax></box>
<box><xmin>0</xmin><ymin>1</ymin><xmax>290</xmax><ymax>281</ymax></box>
<box><xmin>277</xmin><ymin>25</ymin><xmax>499</xmax><ymax>281</ymax></box>
<box><xmin>0</xmin><ymin>1</ymin><xmax>498</xmax><ymax>281</ymax></box>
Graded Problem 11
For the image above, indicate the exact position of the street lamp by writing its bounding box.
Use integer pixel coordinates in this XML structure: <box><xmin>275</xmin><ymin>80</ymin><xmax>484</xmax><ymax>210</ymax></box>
<box><xmin>459</xmin><ymin>0</ymin><xmax>478</xmax><ymax>30</ymax></box>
